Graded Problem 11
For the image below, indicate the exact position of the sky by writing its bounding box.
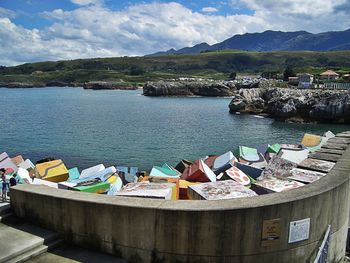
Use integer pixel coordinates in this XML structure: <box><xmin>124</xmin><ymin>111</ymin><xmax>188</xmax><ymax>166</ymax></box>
<box><xmin>0</xmin><ymin>0</ymin><xmax>350</xmax><ymax>66</ymax></box>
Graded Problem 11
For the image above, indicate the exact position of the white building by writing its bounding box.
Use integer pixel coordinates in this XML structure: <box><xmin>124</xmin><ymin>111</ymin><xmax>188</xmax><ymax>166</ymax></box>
<box><xmin>297</xmin><ymin>73</ymin><xmax>314</xmax><ymax>88</ymax></box>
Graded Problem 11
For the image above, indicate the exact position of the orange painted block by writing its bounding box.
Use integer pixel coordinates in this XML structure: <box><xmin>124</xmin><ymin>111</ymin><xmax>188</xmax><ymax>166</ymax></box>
<box><xmin>11</xmin><ymin>155</ymin><xmax>24</xmax><ymax>166</ymax></box>
<box><xmin>166</xmin><ymin>178</ymin><xmax>179</xmax><ymax>200</ymax></box>
<box><xmin>179</xmin><ymin>180</ymin><xmax>201</xmax><ymax>200</ymax></box>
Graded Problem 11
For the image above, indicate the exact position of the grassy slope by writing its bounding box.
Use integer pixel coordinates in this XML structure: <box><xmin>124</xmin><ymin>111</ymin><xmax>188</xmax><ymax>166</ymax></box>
<box><xmin>0</xmin><ymin>50</ymin><xmax>350</xmax><ymax>86</ymax></box>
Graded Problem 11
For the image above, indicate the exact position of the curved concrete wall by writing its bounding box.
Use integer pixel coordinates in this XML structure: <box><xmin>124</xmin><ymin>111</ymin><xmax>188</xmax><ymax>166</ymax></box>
<box><xmin>11</xmin><ymin>144</ymin><xmax>350</xmax><ymax>263</ymax></box>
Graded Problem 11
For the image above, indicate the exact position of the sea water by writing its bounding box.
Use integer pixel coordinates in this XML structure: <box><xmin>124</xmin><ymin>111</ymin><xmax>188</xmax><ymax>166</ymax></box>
<box><xmin>0</xmin><ymin>87</ymin><xmax>349</xmax><ymax>171</ymax></box>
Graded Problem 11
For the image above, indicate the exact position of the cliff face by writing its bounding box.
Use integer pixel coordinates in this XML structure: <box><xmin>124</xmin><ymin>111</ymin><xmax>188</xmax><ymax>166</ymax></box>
<box><xmin>229</xmin><ymin>87</ymin><xmax>350</xmax><ymax>123</ymax></box>
<box><xmin>143</xmin><ymin>80</ymin><xmax>236</xmax><ymax>96</ymax></box>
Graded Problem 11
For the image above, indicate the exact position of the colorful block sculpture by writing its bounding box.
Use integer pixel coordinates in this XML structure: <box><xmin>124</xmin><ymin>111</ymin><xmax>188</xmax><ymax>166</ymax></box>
<box><xmin>188</xmin><ymin>180</ymin><xmax>257</xmax><ymax>200</ymax></box>
<box><xmin>35</xmin><ymin>159</ymin><xmax>69</xmax><ymax>182</ymax></box>
<box><xmin>74</xmin><ymin>180</ymin><xmax>110</xmax><ymax>194</ymax></box>
<box><xmin>0</xmin><ymin>152</ymin><xmax>18</xmax><ymax>172</ymax></box>
<box><xmin>116</xmin><ymin>182</ymin><xmax>176</xmax><ymax>200</ymax></box>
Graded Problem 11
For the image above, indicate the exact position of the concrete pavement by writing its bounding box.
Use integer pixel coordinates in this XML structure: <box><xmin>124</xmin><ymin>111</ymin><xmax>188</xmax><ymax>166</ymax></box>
<box><xmin>0</xmin><ymin>220</ymin><xmax>62</xmax><ymax>263</ymax></box>
<box><xmin>0</xmin><ymin>206</ymin><xmax>126</xmax><ymax>263</ymax></box>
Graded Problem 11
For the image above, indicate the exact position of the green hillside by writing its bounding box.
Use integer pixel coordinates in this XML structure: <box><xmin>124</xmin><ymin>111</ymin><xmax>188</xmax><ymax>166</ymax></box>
<box><xmin>1</xmin><ymin>50</ymin><xmax>350</xmax><ymax>86</ymax></box>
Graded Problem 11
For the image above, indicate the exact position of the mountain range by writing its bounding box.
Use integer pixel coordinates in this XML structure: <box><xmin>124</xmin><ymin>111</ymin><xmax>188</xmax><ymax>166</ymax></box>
<box><xmin>149</xmin><ymin>29</ymin><xmax>350</xmax><ymax>56</ymax></box>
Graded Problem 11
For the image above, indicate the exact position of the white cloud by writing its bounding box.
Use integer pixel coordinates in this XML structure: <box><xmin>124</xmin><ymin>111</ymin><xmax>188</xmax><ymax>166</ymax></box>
<box><xmin>0</xmin><ymin>2</ymin><xmax>266</xmax><ymax>65</ymax></box>
<box><xmin>0</xmin><ymin>17</ymin><xmax>117</xmax><ymax>66</ymax></box>
<box><xmin>70</xmin><ymin>0</ymin><xmax>103</xmax><ymax>6</ymax></box>
<box><xmin>237</xmin><ymin>0</ymin><xmax>350</xmax><ymax>32</ymax></box>
<box><xmin>242</xmin><ymin>0</ymin><xmax>347</xmax><ymax>16</ymax></box>
<box><xmin>0</xmin><ymin>1</ymin><xmax>349</xmax><ymax>65</ymax></box>
<box><xmin>229</xmin><ymin>0</ymin><xmax>248</xmax><ymax>10</ymax></box>
<box><xmin>201</xmin><ymin>7</ymin><xmax>218</xmax><ymax>13</ymax></box>
<box><xmin>0</xmin><ymin>7</ymin><xmax>16</xmax><ymax>18</ymax></box>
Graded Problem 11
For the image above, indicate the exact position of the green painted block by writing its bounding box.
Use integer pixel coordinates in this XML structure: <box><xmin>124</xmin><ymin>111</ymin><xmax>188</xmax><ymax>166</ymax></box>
<box><xmin>267</xmin><ymin>143</ymin><xmax>281</xmax><ymax>154</ymax></box>
<box><xmin>74</xmin><ymin>181</ymin><xmax>110</xmax><ymax>194</ymax></box>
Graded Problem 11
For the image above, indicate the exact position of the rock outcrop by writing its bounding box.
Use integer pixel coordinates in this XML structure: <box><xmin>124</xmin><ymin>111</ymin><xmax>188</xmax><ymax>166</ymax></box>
<box><xmin>0</xmin><ymin>82</ymin><xmax>45</xmax><ymax>88</ymax></box>
<box><xmin>83</xmin><ymin>81</ymin><xmax>138</xmax><ymax>90</ymax></box>
<box><xmin>229</xmin><ymin>87</ymin><xmax>350</xmax><ymax>123</ymax></box>
<box><xmin>0</xmin><ymin>81</ymin><xmax>78</xmax><ymax>88</ymax></box>
<box><xmin>143</xmin><ymin>80</ymin><xmax>236</xmax><ymax>96</ymax></box>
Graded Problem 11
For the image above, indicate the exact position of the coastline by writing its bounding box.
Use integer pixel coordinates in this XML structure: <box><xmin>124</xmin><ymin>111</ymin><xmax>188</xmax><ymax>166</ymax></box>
<box><xmin>2</xmin><ymin>80</ymin><xmax>350</xmax><ymax>125</ymax></box>
<box><xmin>0</xmin><ymin>81</ymin><xmax>140</xmax><ymax>90</ymax></box>
<box><xmin>228</xmin><ymin>87</ymin><xmax>350</xmax><ymax>124</ymax></box>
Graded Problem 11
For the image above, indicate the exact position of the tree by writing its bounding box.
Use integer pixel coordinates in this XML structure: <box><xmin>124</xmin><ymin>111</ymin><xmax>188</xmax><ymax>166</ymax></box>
<box><xmin>261</xmin><ymin>71</ymin><xmax>278</xmax><ymax>79</ymax></box>
<box><xmin>316</xmin><ymin>56</ymin><xmax>329</xmax><ymax>66</ymax></box>
<box><xmin>283</xmin><ymin>66</ymin><xmax>296</xmax><ymax>81</ymax></box>
<box><xmin>129</xmin><ymin>65</ymin><xmax>145</xmax><ymax>75</ymax></box>
<box><xmin>229</xmin><ymin>72</ymin><xmax>237</xmax><ymax>80</ymax></box>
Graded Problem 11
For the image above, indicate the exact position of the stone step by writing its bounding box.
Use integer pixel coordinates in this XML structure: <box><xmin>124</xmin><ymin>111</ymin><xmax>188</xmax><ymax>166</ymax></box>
<box><xmin>0</xmin><ymin>212</ymin><xmax>14</xmax><ymax>223</ymax></box>
<box><xmin>322</xmin><ymin>143</ymin><xmax>348</xmax><ymax>150</ymax></box>
<box><xmin>0</xmin><ymin>239</ymin><xmax>44</xmax><ymax>263</ymax></box>
<box><xmin>309</xmin><ymin>152</ymin><xmax>341</xmax><ymax>162</ymax></box>
<box><xmin>316</xmin><ymin>148</ymin><xmax>345</xmax><ymax>155</ymax></box>
<box><xmin>0</xmin><ymin>202</ymin><xmax>11</xmax><ymax>215</ymax></box>
<box><xmin>336</xmin><ymin>131</ymin><xmax>350</xmax><ymax>138</ymax></box>
<box><xmin>328</xmin><ymin>137</ymin><xmax>350</xmax><ymax>145</ymax></box>
<box><xmin>0</xmin><ymin>223</ymin><xmax>61</xmax><ymax>263</ymax></box>
<box><xmin>6</xmin><ymin>238</ymin><xmax>64</xmax><ymax>263</ymax></box>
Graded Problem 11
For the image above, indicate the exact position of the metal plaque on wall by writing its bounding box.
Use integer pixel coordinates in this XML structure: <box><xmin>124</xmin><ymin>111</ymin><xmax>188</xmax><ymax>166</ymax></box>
<box><xmin>288</xmin><ymin>218</ymin><xmax>310</xmax><ymax>243</ymax></box>
<box><xmin>262</xmin><ymin>218</ymin><xmax>281</xmax><ymax>246</ymax></box>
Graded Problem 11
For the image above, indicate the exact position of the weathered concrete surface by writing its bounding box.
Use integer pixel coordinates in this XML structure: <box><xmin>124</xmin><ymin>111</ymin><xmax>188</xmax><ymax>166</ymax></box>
<box><xmin>0</xmin><ymin>222</ymin><xmax>59</xmax><ymax>263</ymax></box>
<box><xmin>309</xmin><ymin>152</ymin><xmax>341</xmax><ymax>162</ymax></box>
<box><xmin>10</xmin><ymin>137</ymin><xmax>350</xmax><ymax>263</ymax></box>
<box><xmin>27</xmin><ymin>244</ymin><xmax>126</xmax><ymax>263</ymax></box>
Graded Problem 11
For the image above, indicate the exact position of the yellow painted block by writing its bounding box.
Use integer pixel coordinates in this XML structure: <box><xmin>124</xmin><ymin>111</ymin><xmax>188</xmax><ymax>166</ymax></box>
<box><xmin>179</xmin><ymin>179</ymin><xmax>201</xmax><ymax>188</ymax></box>
<box><xmin>107</xmin><ymin>175</ymin><xmax>117</xmax><ymax>184</ymax></box>
<box><xmin>166</xmin><ymin>178</ymin><xmax>179</xmax><ymax>200</ymax></box>
<box><xmin>301</xmin><ymin>133</ymin><xmax>321</xmax><ymax>147</ymax></box>
<box><xmin>36</xmin><ymin>159</ymin><xmax>69</xmax><ymax>183</ymax></box>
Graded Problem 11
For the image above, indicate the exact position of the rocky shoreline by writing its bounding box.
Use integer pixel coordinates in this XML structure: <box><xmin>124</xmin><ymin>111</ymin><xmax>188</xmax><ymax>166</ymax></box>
<box><xmin>0</xmin><ymin>81</ymin><xmax>80</xmax><ymax>88</ymax></box>
<box><xmin>0</xmin><ymin>81</ymin><xmax>139</xmax><ymax>90</ymax></box>
<box><xmin>143</xmin><ymin>80</ymin><xmax>237</xmax><ymax>96</ymax></box>
<box><xmin>229</xmin><ymin>87</ymin><xmax>350</xmax><ymax>123</ymax></box>
<box><xmin>83</xmin><ymin>81</ymin><xmax>138</xmax><ymax>90</ymax></box>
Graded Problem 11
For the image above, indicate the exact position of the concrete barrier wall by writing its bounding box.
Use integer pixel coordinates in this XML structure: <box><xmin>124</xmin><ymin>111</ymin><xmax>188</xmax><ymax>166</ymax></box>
<box><xmin>10</xmin><ymin>143</ymin><xmax>350</xmax><ymax>263</ymax></box>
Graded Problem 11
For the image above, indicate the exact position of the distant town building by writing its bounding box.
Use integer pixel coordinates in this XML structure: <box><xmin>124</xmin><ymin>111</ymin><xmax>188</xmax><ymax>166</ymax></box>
<box><xmin>297</xmin><ymin>73</ymin><xmax>314</xmax><ymax>88</ymax></box>
<box><xmin>288</xmin><ymin>77</ymin><xmax>299</xmax><ymax>86</ymax></box>
<box><xmin>288</xmin><ymin>74</ymin><xmax>314</xmax><ymax>88</ymax></box>
<box><xmin>31</xmin><ymin>70</ymin><xmax>43</xmax><ymax>75</ymax></box>
<box><xmin>261</xmin><ymin>71</ymin><xmax>278</xmax><ymax>79</ymax></box>
<box><xmin>320</xmin><ymin>70</ymin><xmax>339</xmax><ymax>81</ymax></box>
<box><xmin>343</xmin><ymin>74</ymin><xmax>350</xmax><ymax>82</ymax></box>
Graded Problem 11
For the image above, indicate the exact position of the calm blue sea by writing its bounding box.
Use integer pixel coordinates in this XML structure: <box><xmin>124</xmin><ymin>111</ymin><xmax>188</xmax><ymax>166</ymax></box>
<box><xmin>0</xmin><ymin>87</ymin><xmax>349</xmax><ymax>171</ymax></box>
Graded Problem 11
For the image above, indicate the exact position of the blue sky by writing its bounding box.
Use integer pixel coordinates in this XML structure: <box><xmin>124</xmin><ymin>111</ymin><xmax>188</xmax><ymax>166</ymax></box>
<box><xmin>0</xmin><ymin>0</ymin><xmax>349</xmax><ymax>65</ymax></box>
<box><xmin>0</xmin><ymin>0</ymin><xmax>253</xmax><ymax>29</ymax></box>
